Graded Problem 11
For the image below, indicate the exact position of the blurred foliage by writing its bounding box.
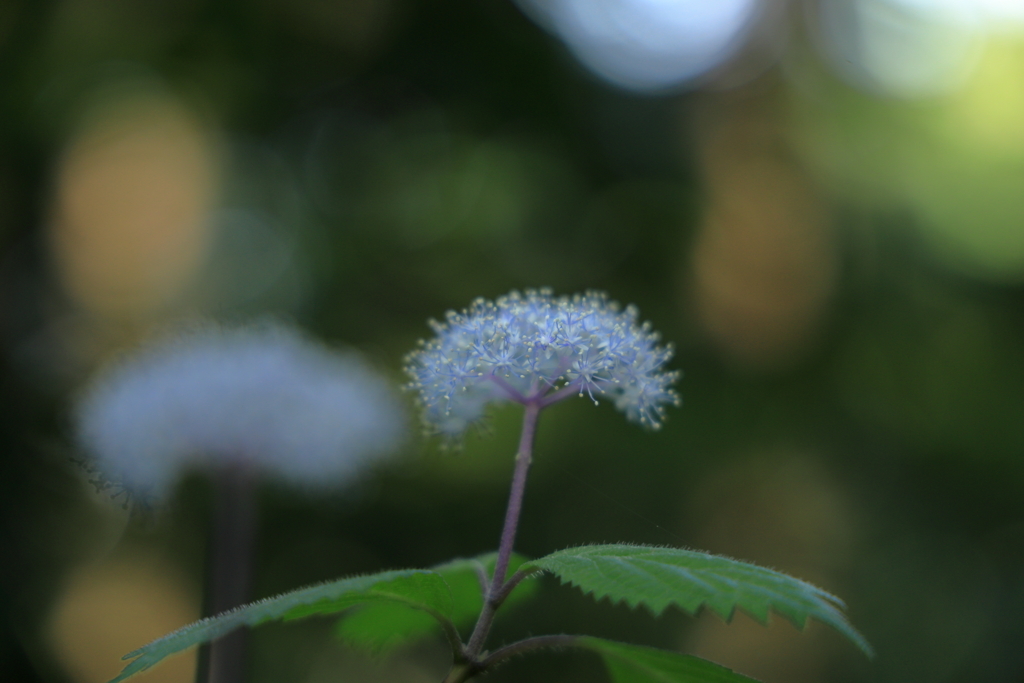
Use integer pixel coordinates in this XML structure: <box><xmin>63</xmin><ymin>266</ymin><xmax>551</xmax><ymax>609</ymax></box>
<box><xmin>2</xmin><ymin>1</ymin><xmax>1024</xmax><ymax>683</ymax></box>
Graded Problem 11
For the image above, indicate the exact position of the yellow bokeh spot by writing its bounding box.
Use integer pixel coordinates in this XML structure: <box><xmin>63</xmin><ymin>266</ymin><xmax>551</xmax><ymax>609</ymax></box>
<box><xmin>940</xmin><ymin>37</ymin><xmax>1024</xmax><ymax>155</ymax></box>
<box><xmin>691</xmin><ymin>94</ymin><xmax>836</xmax><ymax>369</ymax></box>
<box><xmin>50</xmin><ymin>88</ymin><xmax>218</xmax><ymax>318</ymax></box>
<box><xmin>47</xmin><ymin>552</ymin><xmax>200</xmax><ymax>683</ymax></box>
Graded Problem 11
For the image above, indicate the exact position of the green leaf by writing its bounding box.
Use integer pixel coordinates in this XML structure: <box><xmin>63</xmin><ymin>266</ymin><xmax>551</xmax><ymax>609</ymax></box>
<box><xmin>579</xmin><ymin>637</ymin><xmax>760</xmax><ymax>683</ymax></box>
<box><xmin>336</xmin><ymin>552</ymin><xmax>536</xmax><ymax>654</ymax></box>
<box><xmin>334</xmin><ymin>602</ymin><xmax>440</xmax><ymax>654</ymax></box>
<box><xmin>108</xmin><ymin>569</ymin><xmax>449</xmax><ymax>683</ymax></box>
<box><xmin>524</xmin><ymin>544</ymin><xmax>873</xmax><ymax>657</ymax></box>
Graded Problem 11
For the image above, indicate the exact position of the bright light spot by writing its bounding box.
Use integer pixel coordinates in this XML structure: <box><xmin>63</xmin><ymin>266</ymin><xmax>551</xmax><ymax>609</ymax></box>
<box><xmin>975</xmin><ymin>0</ymin><xmax>1024</xmax><ymax>27</ymax></box>
<box><xmin>519</xmin><ymin>0</ymin><xmax>761</xmax><ymax>91</ymax></box>
<box><xmin>792</xmin><ymin>27</ymin><xmax>1024</xmax><ymax>281</ymax></box>
<box><xmin>941</xmin><ymin>38</ymin><xmax>1024</xmax><ymax>154</ymax></box>
<box><xmin>815</xmin><ymin>0</ymin><xmax>986</xmax><ymax>98</ymax></box>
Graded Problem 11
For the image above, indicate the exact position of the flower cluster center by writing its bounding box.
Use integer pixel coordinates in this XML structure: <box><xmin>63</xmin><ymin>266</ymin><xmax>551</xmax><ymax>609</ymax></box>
<box><xmin>405</xmin><ymin>289</ymin><xmax>680</xmax><ymax>436</ymax></box>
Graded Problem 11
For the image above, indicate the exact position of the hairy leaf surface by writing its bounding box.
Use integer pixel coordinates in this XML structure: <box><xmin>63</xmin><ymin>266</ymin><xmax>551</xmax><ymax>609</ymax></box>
<box><xmin>108</xmin><ymin>569</ymin><xmax>449</xmax><ymax>683</ymax></box>
<box><xmin>525</xmin><ymin>544</ymin><xmax>872</xmax><ymax>657</ymax></box>
<box><xmin>579</xmin><ymin>637</ymin><xmax>759</xmax><ymax>683</ymax></box>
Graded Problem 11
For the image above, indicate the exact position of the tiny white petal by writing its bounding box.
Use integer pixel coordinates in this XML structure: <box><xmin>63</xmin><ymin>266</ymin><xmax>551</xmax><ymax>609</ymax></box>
<box><xmin>405</xmin><ymin>289</ymin><xmax>680</xmax><ymax>435</ymax></box>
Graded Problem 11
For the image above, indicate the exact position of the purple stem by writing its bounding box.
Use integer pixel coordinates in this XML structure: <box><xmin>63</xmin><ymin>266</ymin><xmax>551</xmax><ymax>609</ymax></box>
<box><xmin>195</xmin><ymin>464</ymin><xmax>258</xmax><ymax>683</ymax></box>
<box><xmin>463</xmin><ymin>402</ymin><xmax>541</xmax><ymax>658</ymax></box>
<box><xmin>492</xmin><ymin>401</ymin><xmax>540</xmax><ymax>586</ymax></box>
<box><xmin>479</xmin><ymin>634</ymin><xmax>580</xmax><ymax>670</ymax></box>
<box><xmin>538</xmin><ymin>378</ymin><xmax>586</xmax><ymax>408</ymax></box>
<box><xmin>494</xmin><ymin>564</ymin><xmax>542</xmax><ymax>606</ymax></box>
<box><xmin>443</xmin><ymin>634</ymin><xmax>581</xmax><ymax>683</ymax></box>
<box><xmin>485</xmin><ymin>372</ymin><xmax>529</xmax><ymax>404</ymax></box>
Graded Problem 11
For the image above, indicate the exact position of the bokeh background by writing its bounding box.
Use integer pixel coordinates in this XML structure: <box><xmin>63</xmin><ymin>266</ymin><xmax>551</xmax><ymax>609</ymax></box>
<box><xmin>3</xmin><ymin>0</ymin><xmax>1024</xmax><ymax>682</ymax></box>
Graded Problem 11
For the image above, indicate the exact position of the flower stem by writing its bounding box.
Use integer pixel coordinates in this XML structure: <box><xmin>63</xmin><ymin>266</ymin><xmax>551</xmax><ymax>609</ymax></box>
<box><xmin>492</xmin><ymin>402</ymin><xmax>540</xmax><ymax>588</ymax></box>
<box><xmin>195</xmin><ymin>464</ymin><xmax>258</xmax><ymax>683</ymax></box>
<box><xmin>538</xmin><ymin>378</ymin><xmax>585</xmax><ymax>408</ymax></box>
<box><xmin>463</xmin><ymin>402</ymin><xmax>541</xmax><ymax>660</ymax></box>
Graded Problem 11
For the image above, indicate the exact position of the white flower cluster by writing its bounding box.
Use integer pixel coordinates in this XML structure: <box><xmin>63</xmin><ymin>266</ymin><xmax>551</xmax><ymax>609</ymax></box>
<box><xmin>77</xmin><ymin>323</ymin><xmax>404</xmax><ymax>497</ymax></box>
<box><xmin>405</xmin><ymin>289</ymin><xmax>680</xmax><ymax>435</ymax></box>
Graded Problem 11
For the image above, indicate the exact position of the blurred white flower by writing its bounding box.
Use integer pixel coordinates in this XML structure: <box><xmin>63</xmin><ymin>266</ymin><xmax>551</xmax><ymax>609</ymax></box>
<box><xmin>518</xmin><ymin>0</ymin><xmax>761</xmax><ymax>91</ymax></box>
<box><xmin>77</xmin><ymin>323</ymin><xmax>405</xmax><ymax>497</ymax></box>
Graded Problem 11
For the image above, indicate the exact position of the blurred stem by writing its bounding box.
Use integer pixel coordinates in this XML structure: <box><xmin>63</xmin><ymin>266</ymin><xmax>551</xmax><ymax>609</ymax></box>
<box><xmin>195</xmin><ymin>464</ymin><xmax>258</xmax><ymax>683</ymax></box>
<box><xmin>462</xmin><ymin>402</ymin><xmax>541</xmax><ymax>665</ymax></box>
<box><xmin>479</xmin><ymin>634</ymin><xmax>579</xmax><ymax>670</ymax></box>
<box><xmin>443</xmin><ymin>634</ymin><xmax>580</xmax><ymax>683</ymax></box>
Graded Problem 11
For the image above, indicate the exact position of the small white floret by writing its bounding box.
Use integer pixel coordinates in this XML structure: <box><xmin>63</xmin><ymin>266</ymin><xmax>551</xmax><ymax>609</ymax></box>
<box><xmin>405</xmin><ymin>289</ymin><xmax>680</xmax><ymax>435</ymax></box>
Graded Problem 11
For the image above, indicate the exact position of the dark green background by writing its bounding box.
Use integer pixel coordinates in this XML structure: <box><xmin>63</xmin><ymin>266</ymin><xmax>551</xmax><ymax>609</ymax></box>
<box><xmin>2</xmin><ymin>2</ymin><xmax>1023</xmax><ymax>682</ymax></box>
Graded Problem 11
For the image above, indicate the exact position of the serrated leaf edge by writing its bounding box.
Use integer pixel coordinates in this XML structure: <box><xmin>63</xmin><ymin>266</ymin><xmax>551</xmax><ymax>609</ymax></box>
<box><xmin>525</xmin><ymin>543</ymin><xmax>874</xmax><ymax>658</ymax></box>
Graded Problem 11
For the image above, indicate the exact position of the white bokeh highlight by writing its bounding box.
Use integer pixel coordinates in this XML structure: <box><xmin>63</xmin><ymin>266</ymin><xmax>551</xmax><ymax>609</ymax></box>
<box><xmin>519</xmin><ymin>0</ymin><xmax>762</xmax><ymax>91</ymax></box>
<box><xmin>814</xmin><ymin>0</ymin><xmax>1024</xmax><ymax>98</ymax></box>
